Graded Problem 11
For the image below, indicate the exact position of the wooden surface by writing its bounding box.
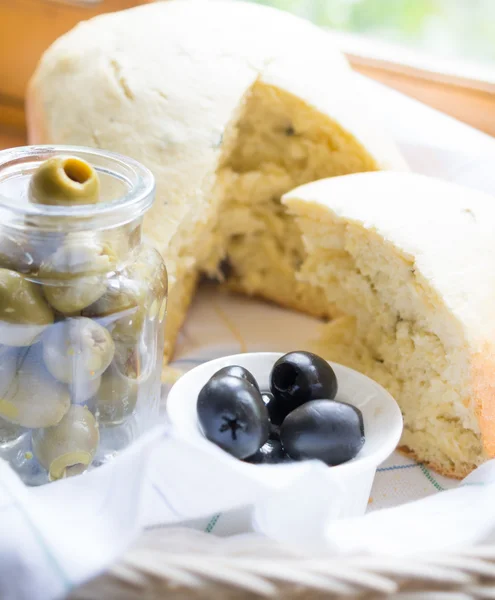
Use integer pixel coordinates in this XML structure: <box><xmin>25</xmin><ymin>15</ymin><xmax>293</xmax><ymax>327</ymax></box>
<box><xmin>0</xmin><ymin>0</ymin><xmax>152</xmax><ymax>117</ymax></box>
<box><xmin>0</xmin><ymin>126</ymin><xmax>25</xmax><ymax>151</ymax></box>
<box><xmin>354</xmin><ymin>62</ymin><xmax>495</xmax><ymax>138</ymax></box>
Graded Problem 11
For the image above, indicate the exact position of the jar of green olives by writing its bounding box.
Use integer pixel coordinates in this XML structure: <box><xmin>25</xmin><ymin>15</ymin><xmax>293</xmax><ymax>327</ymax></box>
<box><xmin>0</xmin><ymin>146</ymin><xmax>167</xmax><ymax>485</ymax></box>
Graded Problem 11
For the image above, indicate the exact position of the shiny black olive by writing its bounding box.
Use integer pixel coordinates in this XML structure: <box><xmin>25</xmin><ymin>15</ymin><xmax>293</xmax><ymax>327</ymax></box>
<box><xmin>262</xmin><ymin>390</ymin><xmax>286</xmax><ymax>428</ymax></box>
<box><xmin>261</xmin><ymin>392</ymin><xmax>282</xmax><ymax>438</ymax></box>
<box><xmin>269</xmin><ymin>351</ymin><xmax>338</xmax><ymax>425</ymax></box>
<box><xmin>245</xmin><ymin>438</ymin><xmax>292</xmax><ymax>464</ymax></box>
<box><xmin>280</xmin><ymin>399</ymin><xmax>364</xmax><ymax>466</ymax></box>
<box><xmin>261</xmin><ymin>392</ymin><xmax>274</xmax><ymax>404</ymax></box>
<box><xmin>197</xmin><ymin>374</ymin><xmax>269</xmax><ymax>459</ymax></box>
<box><xmin>212</xmin><ymin>365</ymin><xmax>260</xmax><ymax>391</ymax></box>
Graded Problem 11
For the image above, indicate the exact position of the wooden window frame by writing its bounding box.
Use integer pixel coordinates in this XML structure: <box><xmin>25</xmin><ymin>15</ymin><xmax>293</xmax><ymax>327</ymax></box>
<box><xmin>337</xmin><ymin>31</ymin><xmax>495</xmax><ymax>138</ymax></box>
<box><xmin>1</xmin><ymin>11</ymin><xmax>494</xmax><ymax>143</ymax></box>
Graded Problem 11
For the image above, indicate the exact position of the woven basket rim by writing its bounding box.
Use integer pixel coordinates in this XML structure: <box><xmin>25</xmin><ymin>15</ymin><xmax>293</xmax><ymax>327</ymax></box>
<box><xmin>69</xmin><ymin>527</ymin><xmax>495</xmax><ymax>599</ymax></box>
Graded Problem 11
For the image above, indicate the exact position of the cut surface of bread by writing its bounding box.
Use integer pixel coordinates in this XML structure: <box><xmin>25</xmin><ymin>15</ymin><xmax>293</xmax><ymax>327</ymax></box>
<box><xmin>201</xmin><ymin>81</ymin><xmax>384</xmax><ymax>318</ymax></box>
<box><xmin>27</xmin><ymin>0</ymin><xmax>407</xmax><ymax>359</ymax></box>
<box><xmin>283</xmin><ymin>172</ymin><xmax>495</xmax><ymax>478</ymax></box>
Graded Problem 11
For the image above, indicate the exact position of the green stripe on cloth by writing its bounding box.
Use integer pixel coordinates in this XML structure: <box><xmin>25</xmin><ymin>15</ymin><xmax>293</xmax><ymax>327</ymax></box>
<box><xmin>460</xmin><ymin>482</ymin><xmax>486</xmax><ymax>487</ymax></box>
<box><xmin>419</xmin><ymin>464</ymin><xmax>445</xmax><ymax>492</ymax></box>
<box><xmin>205</xmin><ymin>513</ymin><xmax>221</xmax><ymax>533</ymax></box>
<box><xmin>377</xmin><ymin>464</ymin><xmax>420</xmax><ymax>473</ymax></box>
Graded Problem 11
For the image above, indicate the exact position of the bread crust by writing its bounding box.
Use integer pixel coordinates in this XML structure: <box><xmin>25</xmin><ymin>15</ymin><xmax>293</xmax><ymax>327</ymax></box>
<box><xmin>397</xmin><ymin>445</ymin><xmax>473</xmax><ymax>480</ymax></box>
<box><xmin>472</xmin><ymin>344</ymin><xmax>495</xmax><ymax>459</ymax></box>
<box><xmin>163</xmin><ymin>269</ymin><xmax>199</xmax><ymax>364</ymax></box>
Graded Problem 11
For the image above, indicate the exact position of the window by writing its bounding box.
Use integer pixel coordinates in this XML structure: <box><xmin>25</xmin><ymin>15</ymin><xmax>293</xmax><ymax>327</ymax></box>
<box><xmin>247</xmin><ymin>0</ymin><xmax>495</xmax><ymax>67</ymax></box>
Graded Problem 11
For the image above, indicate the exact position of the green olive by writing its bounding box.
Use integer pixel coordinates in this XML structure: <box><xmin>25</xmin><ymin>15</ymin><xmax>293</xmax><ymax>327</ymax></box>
<box><xmin>0</xmin><ymin>345</ymin><xmax>20</xmax><ymax>391</ymax></box>
<box><xmin>43</xmin><ymin>317</ymin><xmax>115</xmax><ymax>384</ymax></box>
<box><xmin>32</xmin><ymin>405</ymin><xmax>99</xmax><ymax>481</ymax></box>
<box><xmin>110</xmin><ymin>304</ymin><xmax>147</xmax><ymax>343</ymax></box>
<box><xmin>40</xmin><ymin>236</ymin><xmax>116</xmax><ymax>279</ymax></box>
<box><xmin>0</xmin><ymin>347</ymin><xmax>70</xmax><ymax>428</ymax></box>
<box><xmin>113</xmin><ymin>341</ymin><xmax>141</xmax><ymax>379</ymax></box>
<box><xmin>95</xmin><ymin>364</ymin><xmax>138</xmax><ymax>425</ymax></box>
<box><xmin>83</xmin><ymin>273</ymin><xmax>149</xmax><ymax>343</ymax></box>
<box><xmin>26</xmin><ymin>234</ymin><xmax>64</xmax><ymax>274</ymax></box>
<box><xmin>43</xmin><ymin>280</ymin><xmax>106</xmax><ymax>314</ymax></box>
<box><xmin>40</xmin><ymin>239</ymin><xmax>116</xmax><ymax>313</ymax></box>
<box><xmin>0</xmin><ymin>416</ymin><xmax>24</xmax><ymax>446</ymax></box>
<box><xmin>129</xmin><ymin>248</ymin><xmax>168</xmax><ymax>304</ymax></box>
<box><xmin>69</xmin><ymin>375</ymin><xmax>101</xmax><ymax>405</ymax></box>
<box><xmin>110</xmin><ymin>276</ymin><xmax>158</xmax><ymax>344</ymax></box>
<box><xmin>82</xmin><ymin>277</ymin><xmax>139</xmax><ymax>322</ymax></box>
<box><xmin>0</xmin><ymin>347</ymin><xmax>25</xmax><ymax>442</ymax></box>
<box><xmin>0</xmin><ymin>235</ymin><xmax>34</xmax><ymax>273</ymax></box>
<box><xmin>0</xmin><ymin>268</ymin><xmax>54</xmax><ymax>346</ymax></box>
<box><xmin>29</xmin><ymin>156</ymin><xmax>100</xmax><ymax>206</ymax></box>
<box><xmin>84</xmin><ymin>248</ymin><xmax>167</xmax><ymax>343</ymax></box>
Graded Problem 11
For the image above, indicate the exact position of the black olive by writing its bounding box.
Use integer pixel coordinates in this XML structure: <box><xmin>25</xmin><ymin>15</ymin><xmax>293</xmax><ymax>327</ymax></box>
<box><xmin>262</xmin><ymin>391</ymin><xmax>284</xmax><ymax>431</ymax></box>
<box><xmin>280</xmin><ymin>399</ymin><xmax>364</xmax><ymax>466</ymax></box>
<box><xmin>245</xmin><ymin>437</ymin><xmax>292</xmax><ymax>464</ymax></box>
<box><xmin>261</xmin><ymin>392</ymin><xmax>274</xmax><ymax>404</ymax></box>
<box><xmin>213</xmin><ymin>365</ymin><xmax>260</xmax><ymax>391</ymax></box>
<box><xmin>197</xmin><ymin>374</ymin><xmax>269</xmax><ymax>459</ymax></box>
<box><xmin>269</xmin><ymin>351</ymin><xmax>338</xmax><ymax>425</ymax></box>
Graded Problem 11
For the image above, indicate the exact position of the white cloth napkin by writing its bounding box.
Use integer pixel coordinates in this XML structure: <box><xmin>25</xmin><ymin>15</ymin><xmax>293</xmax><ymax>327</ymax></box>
<box><xmin>2</xmin><ymin>75</ymin><xmax>495</xmax><ymax>600</ymax></box>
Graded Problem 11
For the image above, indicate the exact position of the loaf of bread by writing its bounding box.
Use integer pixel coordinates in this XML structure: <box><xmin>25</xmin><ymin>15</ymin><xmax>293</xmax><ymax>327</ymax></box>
<box><xmin>27</xmin><ymin>0</ymin><xmax>407</xmax><ymax>360</ymax></box>
<box><xmin>283</xmin><ymin>171</ymin><xmax>495</xmax><ymax>478</ymax></box>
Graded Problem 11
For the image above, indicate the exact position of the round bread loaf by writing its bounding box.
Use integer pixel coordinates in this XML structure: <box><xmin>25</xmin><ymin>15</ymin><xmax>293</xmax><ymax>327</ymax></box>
<box><xmin>27</xmin><ymin>0</ymin><xmax>407</xmax><ymax>362</ymax></box>
<box><xmin>283</xmin><ymin>171</ymin><xmax>495</xmax><ymax>478</ymax></box>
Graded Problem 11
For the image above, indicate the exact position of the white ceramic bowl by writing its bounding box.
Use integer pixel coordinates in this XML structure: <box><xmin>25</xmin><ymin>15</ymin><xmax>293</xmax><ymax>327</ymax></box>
<box><xmin>167</xmin><ymin>353</ymin><xmax>403</xmax><ymax>519</ymax></box>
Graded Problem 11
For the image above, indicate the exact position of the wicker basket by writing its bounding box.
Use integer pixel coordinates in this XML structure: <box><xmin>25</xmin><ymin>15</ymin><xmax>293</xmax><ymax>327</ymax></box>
<box><xmin>69</xmin><ymin>528</ymin><xmax>495</xmax><ymax>599</ymax></box>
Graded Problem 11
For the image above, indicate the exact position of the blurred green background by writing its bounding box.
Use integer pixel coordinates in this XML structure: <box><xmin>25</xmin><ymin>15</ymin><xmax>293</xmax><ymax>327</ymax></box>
<box><xmin>247</xmin><ymin>0</ymin><xmax>495</xmax><ymax>66</ymax></box>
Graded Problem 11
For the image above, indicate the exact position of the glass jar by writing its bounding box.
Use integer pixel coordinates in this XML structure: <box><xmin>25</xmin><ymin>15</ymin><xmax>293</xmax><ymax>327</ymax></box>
<box><xmin>0</xmin><ymin>145</ymin><xmax>167</xmax><ymax>485</ymax></box>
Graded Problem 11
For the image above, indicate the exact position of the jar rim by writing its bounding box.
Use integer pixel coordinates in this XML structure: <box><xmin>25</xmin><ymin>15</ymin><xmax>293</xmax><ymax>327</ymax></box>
<box><xmin>0</xmin><ymin>145</ymin><xmax>155</xmax><ymax>231</ymax></box>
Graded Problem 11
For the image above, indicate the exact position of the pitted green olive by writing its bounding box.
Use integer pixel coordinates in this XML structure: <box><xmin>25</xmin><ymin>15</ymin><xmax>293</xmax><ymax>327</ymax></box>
<box><xmin>42</xmin><ymin>277</ymin><xmax>105</xmax><ymax>314</ymax></box>
<box><xmin>27</xmin><ymin>233</ymin><xmax>65</xmax><ymax>274</ymax></box>
<box><xmin>82</xmin><ymin>277</ymin><xmax>139</xmax><ymax>323</ymax></box>
<box><xmin>0</xmin><ymin>416</ymin><xmax>24</xmax><ymax>446</ymax></box>
<box><xmin>82</xmin><ymin>248</ymin><xmax>167</xmax><ymax>343</ymax></box>
<box><xmin>110</xmin><ymin>249</ymin><xmax>167</xmax><ymax>343</ymax></box>
<box><xmin>130</xmin><ymin>247</ymin><xmax>168</xmax><ymax>298</ymax></box>
<box><xmin>32</xmin><ymin>405</ymin><xmax>99</xmax><ymax>481</ymax></box>
<box><xmin>96</xmin><ymin>364</ymin><xmax>138</xmax><ymax>425</ymax></box>
<box><xmin>113</xmin><ymin>341</ymin><xmax>141</xmax><ymax>379</ymax></box>
<box><xmin>0</xmin><ymin>347</ymin><xmax>24</xmax><ymax>444</ymax></box>
<box><xmin>40</xmin><ymin>239</ymin><xmax>116</xmax><ymax>313</ymax></box>
<box><xmin>110</xmin><ymin>303</ymin><xmax>147</xmax><ymax>343</ymax></box>
<box><xmin>0</xmin><ymin>268</ymin><xmax>54</xmax><ymax>346</ymax></box>
<box><xmin>85</xmin><ymin>275</ymin><xmax>147</xmax><ymax>343</ymax></box>
<box><xmin>0</xmin><ymin>348</ymin><xmax>70</xmax><ymax>428</ymax></box>
<box><xmin>43</xmin><ymin>317</ymin><xmax>115</xmax><ymax>384</ymax></box>
<box><xmin>40</xmin><ymin>236</ymin><xmax>116</xmax><ymax>279</ymax></box>
<box><xmin>69</xmin><ymin>375</ymin><xmax>101</xmax><ymax>405</ymax></box>
<box><xmin>29</xmin><ymin>156</ymin><xmax>100</xmax><ymax>206</ymax></box>
<box><xmin>0</xmin><ymin>345</ymin><xmax>20</xmax><ymax>393</ymax></box>
<box><xmin>0</xmin><ymin>235</ymin><xmax>34</xmax><ymax>273</ymax></box>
